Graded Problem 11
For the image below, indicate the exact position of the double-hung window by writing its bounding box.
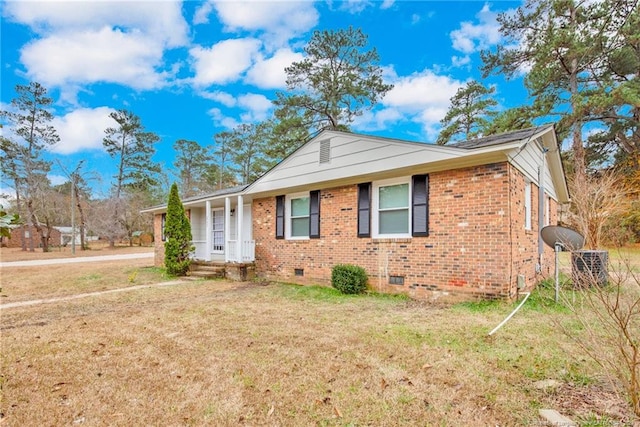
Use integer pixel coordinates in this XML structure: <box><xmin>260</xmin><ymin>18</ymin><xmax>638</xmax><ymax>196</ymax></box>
<box><xmin>524</xmin><ymin>181</ymin><xmax>532</xmax><ymax>230</ymax></box>
<box><xmin>359</xmin><ymin>175</ymin><xmax>429</xmax><ymax>238</ymax></box>
<box><xmin>288</xmin><ymin>193</ymin><xmax>310</xmax><ymax>239</ymax></box>
<box><xmin>374</xmin><ymin>178</ymin><xmax>410</xmax><ymax>237</ymax></box>
<box><xmin>276</xmin><ymin>191</ymin><xmax>321</xmax><ymax>240</ymax></box>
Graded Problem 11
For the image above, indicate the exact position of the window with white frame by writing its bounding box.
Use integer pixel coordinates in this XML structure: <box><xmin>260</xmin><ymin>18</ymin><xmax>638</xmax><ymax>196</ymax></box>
<box><xmin>287</xmin><ymin>193</ymin><xmax>310</xmax><ymax>239</ymax></box>
<box><xmin>545</xmin><ymin>195</ymin><xmax>550</xmax><ymax>226</ymax></box>
<box><xmin>373</xmin><ymin>178</ymin><xmax>410</xmax><ymax>237</ymax></box>
<box><xmin>524</xmin><ymin>181</ymin><xmax>532</xmax><ymax>230</ymax></box>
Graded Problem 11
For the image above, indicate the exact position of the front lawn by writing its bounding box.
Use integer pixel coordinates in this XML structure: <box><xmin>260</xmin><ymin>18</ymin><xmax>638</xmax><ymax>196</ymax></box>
<box><xmin>1</xmin><ymin>277</ymin><xmax>636</xmax><ymax>425</ymax></box>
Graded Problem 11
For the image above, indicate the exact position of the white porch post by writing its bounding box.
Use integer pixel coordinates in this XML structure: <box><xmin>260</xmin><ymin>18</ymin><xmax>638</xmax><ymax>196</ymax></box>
<box><xmin>205</xmin><ymin>200</ymin><xmax>212</xmax><ymax>261</ymax></box>
<box><xmin>236</xmin><ymin>195</ymin><xmax>244</xmax><ymax>263</ymax></box>
<box><xmin>224</xmin><ymin>197</ymin><xmax>231</xmax><ymax>262</ymax></box>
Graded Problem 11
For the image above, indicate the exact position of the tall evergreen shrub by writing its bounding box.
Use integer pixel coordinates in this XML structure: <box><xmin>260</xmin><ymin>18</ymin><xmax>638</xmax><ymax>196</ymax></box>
<box><xmin>164</xmin><ymin>183</ymin><xmax>192</xmax><ymax>276</ymax></box>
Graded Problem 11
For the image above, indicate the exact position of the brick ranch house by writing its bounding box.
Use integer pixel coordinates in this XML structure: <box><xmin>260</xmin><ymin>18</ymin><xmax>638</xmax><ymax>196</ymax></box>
<box><xmin>143</xmin><ymin>125</ymin><xmax>569</xmax><ymax>301</ymax></box>
<box><xmin>1</xmin><ymin>224</ymin><xmax>62</xmax><ymax>249</ymax></box>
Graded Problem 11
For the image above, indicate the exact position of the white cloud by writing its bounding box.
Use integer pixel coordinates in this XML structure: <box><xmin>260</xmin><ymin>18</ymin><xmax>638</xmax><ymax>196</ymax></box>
<box><xmin>190</xmin><ymin>38</ymin><xmax>262</xmax><ymax>87</ymax></box>
<box><xmin>381</xmin><ymin>0</ymin><xmax>395</xmax><ymax>10</ymax></box>
<box><xmin>208</xmin><ymin>108</ymin><xmax>240</xmax><ymax>130</ymax></box>
<box><xmin>5</xmin><ymin>1</ymin><xmax>189</xmax><ymax>98</ymax></box>
<box><xmin>339</xmin><ymin>0</ymin><xmax>372</xmax><ymax>13</ymax></box>
<box><xmin>356</xmin><ymin>68</ymin><xmax>463</xmax><ymax>140</ymax></box>
<box><xmin>384</xmin><ymin>70</ymin><xmax>461</xmax><ymax>110</ymax></box>
<box><xmin>193</xmin><ymin>2</ymin><xmax>214</xmax><ymax>25</ymax></box>
<box><xmin>353</xmin><ymin>108</ymin><xmax>404</xmax><ymax>132</ymax></box>
<box><xmin>237</xmin><ymin>93</ymin><xmax>272</xmax><ymax>122</ymax></box>
<box><xmin>21</xmin><ymin>27</ymin><xmax>168</xmax><ymax>92</ymax></box>
<box><xmin>51</xmin><ymin>106</ymin><xmax>116</xmax><ymax>154</ymax></box>
<box><xmin>199</xmin><ymin>90</ymin><xmax>237</xmax><ymax>107</ymax></box>
<box><xmin>237</xmin><ymin>93</ymin><xmax>271</xmax><ymax>112</ymax></box>
<box><xmin>48</xmin><ymin>174</ymin><xmax>67</xmax><ymax>186</ymax></box>
<box><xmin>451</xmin><ymin>55</ymin><xmax>471</xmax><ymax>68</ymax></box>
<box><xmin>450</xmin><ymin>3</ymin><xmax>502</xmax><ymax>55</ymax></box>
<box><xmin>211</xmin><ymin>1</ymin><xmax>319</xmax><ymax>48</ymax></box>
<box><xmin>4</xmin><ymin>0</ymin><xmax>188</xmax><ymax>47</ymax></box>
<box><xmin>245</xmin><ymin>48</ymin><xmax>304</xmax><ymax>89</ymax></box>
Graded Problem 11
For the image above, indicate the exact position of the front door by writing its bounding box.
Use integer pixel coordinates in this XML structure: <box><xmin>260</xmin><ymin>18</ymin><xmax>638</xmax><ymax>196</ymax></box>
<box><xmin>212</xmin><ymin>209</ymin><xmax>224</xmax><ymax>253</ymax></box>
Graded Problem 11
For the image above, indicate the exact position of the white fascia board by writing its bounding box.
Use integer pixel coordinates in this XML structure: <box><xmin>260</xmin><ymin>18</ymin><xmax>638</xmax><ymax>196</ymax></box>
<box><xmin>140</xmin><ymin>189</ymin><xmax>248</xmax><ymax>214</ymax></box>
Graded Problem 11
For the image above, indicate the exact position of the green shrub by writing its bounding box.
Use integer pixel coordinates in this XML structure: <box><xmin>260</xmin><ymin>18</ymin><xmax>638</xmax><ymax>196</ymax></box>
<box><xmin>331</xmin><ymin>264</ymin><xmax>368</xmax><ymax>294</ymax></box>
<box><xmin>164</xmin><ymin>183</ymin><xmax>193</xmax><ymax>276</ymax></box>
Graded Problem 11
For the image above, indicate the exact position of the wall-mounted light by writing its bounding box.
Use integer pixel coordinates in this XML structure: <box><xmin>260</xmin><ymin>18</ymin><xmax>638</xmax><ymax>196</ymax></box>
<box><xmin>230</xmin><ymin>208</ymin><xmax>235</xmax><ymax>217</ymax></box>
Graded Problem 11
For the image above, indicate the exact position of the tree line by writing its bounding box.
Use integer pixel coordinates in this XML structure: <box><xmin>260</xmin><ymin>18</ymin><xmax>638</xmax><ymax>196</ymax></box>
<box><xmin>1</xmin><ymin>0</ymin><xmax>639</xmax><ymax>250</ymax></box>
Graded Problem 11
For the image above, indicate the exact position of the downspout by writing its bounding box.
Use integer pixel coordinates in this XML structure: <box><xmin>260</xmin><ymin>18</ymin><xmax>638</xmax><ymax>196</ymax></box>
<box><xmin>507</xmin><ymin>164</ymin><xmax>514</xmax><ymax>299</ymax></box>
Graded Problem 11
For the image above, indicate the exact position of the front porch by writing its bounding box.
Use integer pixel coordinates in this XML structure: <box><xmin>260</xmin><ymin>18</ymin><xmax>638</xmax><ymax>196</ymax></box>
<box><xmin>188</xmin><ymin>194</ymin><xmax>255</xmax><ymax>263</ymax></box>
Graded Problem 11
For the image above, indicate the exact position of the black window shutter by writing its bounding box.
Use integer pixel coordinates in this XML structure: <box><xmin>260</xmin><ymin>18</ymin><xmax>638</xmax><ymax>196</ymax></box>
<box><xmin>309</xmin><ymin>190</ymin><xmax>320</xmax><ymax>238</ymax></box>
<box><xmin>412</xmin><ymin>175</ymin><xmax>429</xmax><ymax>237</ymax></box>
<box><xmin>357</xmin><ymin>183</ymin><xmax>371</xmax><ymax>237</ymax></box>
<box><xmin>275</xmin><ymin>195</ymin><xmax>285</xmax><ymax>239</ymax></box>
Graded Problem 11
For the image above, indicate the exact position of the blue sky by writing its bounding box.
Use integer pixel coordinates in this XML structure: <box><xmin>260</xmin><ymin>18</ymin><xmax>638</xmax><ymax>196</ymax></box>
<box><xmin>1</xmin><ymin>0</ymin><xmax>528</xmax><ymax>197</ymax></box>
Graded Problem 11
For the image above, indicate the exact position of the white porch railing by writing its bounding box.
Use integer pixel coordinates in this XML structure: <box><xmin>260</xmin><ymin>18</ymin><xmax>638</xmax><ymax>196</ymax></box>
<box><xmin>227</xmin><ymin>240</ymin><xmax>256</xmax><ymax>262</ymax></box>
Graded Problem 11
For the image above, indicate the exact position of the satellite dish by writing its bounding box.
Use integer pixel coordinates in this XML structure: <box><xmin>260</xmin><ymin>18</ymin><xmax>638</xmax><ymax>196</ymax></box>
<box><xmin>541</xmin><ymin>225</ymin><xmax>585</xmax><ymax>303</ymax></box>
<box><xmin>541</xmin><ymin>225</ymin><xmax>585</xmax><ymax>252</ymax></box>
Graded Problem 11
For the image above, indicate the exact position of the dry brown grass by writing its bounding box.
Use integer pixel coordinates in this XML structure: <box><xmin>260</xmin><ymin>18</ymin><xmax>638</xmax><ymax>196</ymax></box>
<box><xmin>2</xmin><ymin>267</ymin><xmax>637</xmax><ymax>426</ymax></box>
<box><xmin>0</xmin><ymin>242</ymin><xmax>152</xmax><ymax>263</ymax></box>
<box><xmin>1</xmin><ymin>260</ymin><xmax>164</xmax><ymax>303</ymax></box>
<box><xmin>1</xmin><ymin>250</ymin><xmax>639</xmax><ymax>425</ymax></box>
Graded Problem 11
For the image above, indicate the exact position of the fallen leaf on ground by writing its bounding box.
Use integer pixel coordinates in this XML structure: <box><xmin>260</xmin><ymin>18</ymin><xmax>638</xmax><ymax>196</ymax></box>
<box><xmin>334</xmin><ymin>406</ymin><xmax>342</xmax><ymax>418</ymax></box>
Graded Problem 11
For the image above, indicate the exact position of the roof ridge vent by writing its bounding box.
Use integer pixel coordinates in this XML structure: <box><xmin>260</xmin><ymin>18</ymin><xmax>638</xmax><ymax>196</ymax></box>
<box><xmin>319</xmin><ymin>139</ymin><xmax>331</xmax><ymax>164</ymax></box>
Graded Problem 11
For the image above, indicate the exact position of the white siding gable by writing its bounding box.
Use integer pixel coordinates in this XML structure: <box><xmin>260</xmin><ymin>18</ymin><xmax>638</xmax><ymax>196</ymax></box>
<box><xmin>507</xmin><ymin>136</ymin><xmax>566</xmax><ymax>202</ymax></box>
<box><xmin>248</xmin><ymin>131</ymin><xmax>466</xmax><ymax>195</ymax></box>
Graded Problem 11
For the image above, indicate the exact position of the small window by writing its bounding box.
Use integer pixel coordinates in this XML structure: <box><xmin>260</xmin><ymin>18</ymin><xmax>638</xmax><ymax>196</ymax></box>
<box><xmin>545</xmin><ymin>195</ymin><xmax>550</xmax><ymax>226</ymax></box>
<box><xmin>524</xmin><ymin>181</ymin><xmax>532</xmax><ymax>230</ymax></box>
<box><xmin>294</xmin><ymin>268</ymin><xmax>304</xmax><ymax>276</ymax></box>
<box><xmin>389</xmin><ymin>275</ymin><xmax>404</xmax><ymax>285</ymax></box>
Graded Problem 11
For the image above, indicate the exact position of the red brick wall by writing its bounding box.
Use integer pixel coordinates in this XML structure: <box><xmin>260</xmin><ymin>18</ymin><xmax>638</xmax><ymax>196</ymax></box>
<box><xmin>252</xmin><ymin>162</ymin><xmax>556</xmax><ymax>302</ymax></box>
<box><xmin>4</xmin><ymin>225</ymin><xmax>62</xmax><ymax>249</ymax></box>
<box><xmin>153</xmin><ymin>209</ymin><xmax>192</xmax><ymax>267</ymax></box>
<box><xmin>153</xmin><ymin>213</ymin><xmax>165</xmax><ymax>267</ymax></box>
<box><xmin>508</xmin><ymin>167</ymin><xmax>558</xmax><ymax>296</ymax></box>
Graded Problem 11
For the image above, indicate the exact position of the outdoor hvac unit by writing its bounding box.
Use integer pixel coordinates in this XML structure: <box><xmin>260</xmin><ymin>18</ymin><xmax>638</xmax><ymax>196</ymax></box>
<box><xmin>571</xmin><ymin>250</ymin><xmax>609</xmax><ymax>287</ymax></box>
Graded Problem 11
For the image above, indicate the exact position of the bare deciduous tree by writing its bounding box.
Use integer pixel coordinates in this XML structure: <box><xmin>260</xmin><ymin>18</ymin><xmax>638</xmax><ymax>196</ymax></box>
<box><xmin>558</xmin><ymin>251</ymin><xmax>640</xmax><ymax>418</ymax></box>
<box><xmin>567</xmin><ymin>170</ymin><xmax>630</xmax><ymax>249</ymax></box>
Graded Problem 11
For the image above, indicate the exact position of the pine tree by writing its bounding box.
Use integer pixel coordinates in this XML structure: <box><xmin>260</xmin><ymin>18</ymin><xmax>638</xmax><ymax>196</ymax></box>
<box><xmin>437</xmin><ymin>80</ymin><xmax>497</xmax><ymax>145</ymax></box>
<box><xmin>481</xmin><ymin>0</ymin><xmax>605</xmax><ymax>177</ymax></box>
<box><xmin>2</xmin><ymin>82</ymin><xmax>60</xmax><ymax>252</ymax></box>
<box><xmin>272</xmin><ymin>26</ymin><xmax>393</xmax><ymax>142</ymax></box>
<box><xmin>164</xmin><ymin>183</ymin><xmax>192</xmax><ymax>276</ymax></box>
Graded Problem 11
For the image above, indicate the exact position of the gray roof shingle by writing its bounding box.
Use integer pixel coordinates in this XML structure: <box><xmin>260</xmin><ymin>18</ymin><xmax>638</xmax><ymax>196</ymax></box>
<box><xmin>451</xmin><ymin>125</ymin><xmax>554</xmax><ymax>150</ymax></box>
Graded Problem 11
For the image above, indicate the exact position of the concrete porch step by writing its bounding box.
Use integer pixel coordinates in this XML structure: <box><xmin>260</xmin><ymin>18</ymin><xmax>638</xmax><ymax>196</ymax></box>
<box><xmin>189</xmin><ymin>262</ymin><xmax>225</xmax><ymax>279</ymax></box>
<box><xmin>187</xmin><ymin>270</ymin><xmax>224</xmax><ymax>279</ymax></box>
